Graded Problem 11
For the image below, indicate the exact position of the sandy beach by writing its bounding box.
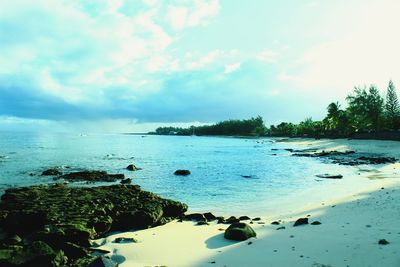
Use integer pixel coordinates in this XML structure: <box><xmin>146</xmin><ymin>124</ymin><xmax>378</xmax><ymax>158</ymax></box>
<box><xmin>94</xmin><ymin>138</ymin><xmax>400</xmax><ymax>267</ymax></box>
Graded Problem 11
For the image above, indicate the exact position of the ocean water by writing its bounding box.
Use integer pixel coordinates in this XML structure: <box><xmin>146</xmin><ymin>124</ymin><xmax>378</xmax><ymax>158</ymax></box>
<box><xmin>0</xmin><ymin>132</ymin><xmax>360</xmax><ymax>215</ymax></box>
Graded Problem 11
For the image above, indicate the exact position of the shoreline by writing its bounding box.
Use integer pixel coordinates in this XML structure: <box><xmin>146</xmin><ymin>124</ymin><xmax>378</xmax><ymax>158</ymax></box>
<box><xmin>96</xmin><ymin>138</ymin><xmax>400</xmax><ymax>267</ymax></box>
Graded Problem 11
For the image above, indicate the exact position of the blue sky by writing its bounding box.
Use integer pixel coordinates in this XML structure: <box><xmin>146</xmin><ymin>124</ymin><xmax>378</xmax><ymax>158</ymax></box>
<box><xmin>1</xmin><ymin>0</ymin><xmax>399</xmax><ymax>132</ymax></box>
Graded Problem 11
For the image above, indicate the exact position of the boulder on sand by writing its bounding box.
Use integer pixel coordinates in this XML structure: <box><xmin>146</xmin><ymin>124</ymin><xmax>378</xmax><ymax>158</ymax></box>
<box><xmin>224</xmin><ymin>222</ymin><xmax>256</xmax><ymax>241</ymax></box>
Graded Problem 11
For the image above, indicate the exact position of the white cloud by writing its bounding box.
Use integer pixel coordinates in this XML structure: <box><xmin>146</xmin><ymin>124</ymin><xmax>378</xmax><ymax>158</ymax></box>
<box><xmin>257</xmin><ymin>49</ymin><xmax>278</xmax><ymax>63</ymax></box>
<box><xmin>224</xmin><ymin>63</ymin><xmax>241</xmax><ymax>74</ymax></box>
<box><xmin>286</xmin><ymin>0</ymin><xmax>400</xmax><ymax>94</ymax></box>
<box><xmin>167</xmin><ymin>6</ymin><xmax>188</xmax><ymax>31</ymax></box>
<box><xmin>167</xmin><ymin>0</ymin><xmax>220</xmax><ymax>31</ymax></box>
<box><xmin>187</xmin><ymin>49</ymin><xmax>222</xmax><ymax>70</ymax></box>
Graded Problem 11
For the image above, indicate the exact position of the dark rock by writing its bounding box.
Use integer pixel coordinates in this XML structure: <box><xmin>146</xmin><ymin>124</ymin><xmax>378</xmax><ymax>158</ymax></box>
<box><xmin>0</xmin><ymin>241</ymin><xmax>67</xmax><ymax>267</ymax></box>
<box><xmin>0</xmin><ymin>183</ymin><xmax>187</xmax><ymax>266</ymax></box>
<box><xmin>58</xmin><ymin>242</ymin><xmax>88</xmax><ymax>259</ymax></box>
<box><xmin>252</xmin><ymin>217</ymin><xmax>261</xmax><ymax>221</ymax></box>
<box><xmin>216</xmin><ymin>217</ymin><xmax>225</xmax><ymax>224</ymax></box>
<box><xmin>196</xmin><ymin>221</ymin><xmax>209</xmax><ymax>226</ymax></box>
<box><xmin>378</xmin><ymin>239</ymin><xmax>389</xmax><ymax>245</ymax></box>
<box><xmin>224</xmin><ymin>223</ymin><xmax>256</xmax><ymax>241</ymax></box>
<box><xmin>276</xmin><ymin>226</ymin><xmax>286</xmax><ymax>230</ymax></box>
<box><xmin>120</xmin><ymin>178</ymin><xmax>132</xmax><ymax>184</ymax></box>
<box><xmin>225</xmin><ymin>216</ymin><xmax>240</xmax><ymax>224</ymax></box>
<box><xmin>41</xmin><ymin>169</ymin><xmax>62</xmax><ymax>176</ymax></box>
<box><xmin>358</xmin><ymin>156</ymin><xmax>396</xmax><ymax>164</ymax></box>
<box><xmin>174</xmin><ymin>170</ymin><xmax>191</xmax><ymax>176</ymax></box>
<box><xmin>87</xmin><ymin>256</ymin><xmax>118</xmax><ymax>267</ymax></box>
<box><xmin>114</xmin><ymin>237</ymin><xmax>137</xmax><ymax>243</ymax></box>
<box><xmin>239</xmin><ymin>216</ymin><xmax>251</xmax><ymax>221</ymax></box>
<box><xmin>311</xmin><ymin>221</ymin><xmax>322</xmax><ymax>225</ymax></box>
<box><xmin>204</xmin><ymin>212</ymin><xmax>217</xmax><ymax>221</ymax></box>
<box><xmin>293</xmin><ymin>218</ymin><xmax>308</xmax><ymax>227</ymax></box>
<box><xmin>271</xmin><ymin>221</ymin><xmax>280</xmax><ymax>225</ymax></box>
<box><xmin>58</xmin><ymin>170</ymin><xmax>125</xmax><ymax>182</ymax></box>
<box><xmin>315</xmin><ymin>174</ymin><xmax>343</xmax><ymax>179</ymax></box>
<box><xmin>89</xmin><ymin>248</ymin><xmax>111</xmax><ymax>254</ymax></box>
<box><xmin>184</xmin><ymin>213</ymin><xmax>206</xmax><ymax>222</ymax></box>
<box><xmin>2</xmin><ymin>234</ymin><xmax>22</xmax><ymax>245</ymax></box>
<box><xmin>126</xmin><ymin>164</ymin><xmax>141</xmax><ymax>171</ymax></box>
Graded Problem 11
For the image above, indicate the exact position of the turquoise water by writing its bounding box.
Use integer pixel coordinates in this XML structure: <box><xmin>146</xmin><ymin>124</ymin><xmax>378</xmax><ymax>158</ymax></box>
<box><xmin>0</xmin><ymin>132</ymin><xmax>358</xmax><ymax>214</ymax></box>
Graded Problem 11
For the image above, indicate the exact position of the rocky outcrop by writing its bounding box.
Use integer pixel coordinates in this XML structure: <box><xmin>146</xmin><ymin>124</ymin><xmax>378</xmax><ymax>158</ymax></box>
<box><xmin>42</xmin><ymin>168</ymin><xmax>62</xmax><ymax>176</ymax></box>
<box><xmin>0</xmin><ymin>184</ymin><xmax>187</xmax><ymax>266</ymax></box>
<box><xmin>224</xmin><ymin>223</ymin><xmax>256</xmax><ymax>241</ymax></box>
<box><xmin>57</xmin><ymin>171</ymin><xmax>125</xmax><ymax>182</ymax></box>
<box><xmin>292</xmin><ymin>150</ymin><xmax>397</xmax><ymax>166</ymax></box>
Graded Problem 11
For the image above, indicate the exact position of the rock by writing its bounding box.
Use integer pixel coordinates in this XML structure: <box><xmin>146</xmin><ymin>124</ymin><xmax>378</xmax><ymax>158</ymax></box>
<box><xmin>0</xmin><ymin>241</ymin><xmax>67</xmax><ymax>267</ymax></box>
<box><xmin>87</xmin><ymin>256</ymin><xmax>118</xmax><ymax>267</ymax></box>
<box><xmin>252</xmin><ymin>217</ymin><xmax>261</xmax><ymax>221</ymax></box>
<box><xmin>184</xmin><ymin>213</ymin><xmax>206</xmax><ymax>222</ymax></box>
<box><xmin>58</xmin><ymin>242</ymin><xmax>88</xmax><ymax>259</ymax></box>
<box><xmin>41</xmin><ymin>168</ymin><xmax>62</xmax><ymax>176</ymax></box>
<box><xmin>126</xmin><ymin>164</ymin><xmax>141</xmax><ymax>171</ymax></box>
<box><xmin>0</xmin><ymin>183</ymin><xmax>187</xmax><ymax>266</ymax></box>
<box><xmin>315</xmin><ymin>174</ymin><xmax>343</xmax><ymax>179</ymax></box>
<box><xmin>293</xmin><ymin>218</ymin><xmax>308</xmax><ymax>227</ymax></box>
<box><xmin>114</xmin><ymin>237</ymin><xmax>137</xmax><ymax>243</ymax></box>
<box><xmin>358</xmin><ymin>156</ymin><xmax>396</xmax><ymax>164</ymax></box>
<box><xmin>276</xmin><ymin>226</ymin><xmax>286</xmax><ymax>230</ymax></box>
<box><xmin>196</xmin><ymin>221</ymin><xmax>209</xmax><ymax>226</ymax></box>
<box><xmin>174</xmin><ymin>170</ymin><xmax>191</xmax><ymax>176</ymax></box>
<box><xmin>378</xmin><ymin>239</ymin><xmax>389</xmax><ymax>245</ymax></box>
<box><xmin>271</xmin><ymin>221</ymin><xmax>280</xmax><ymax>225</ymax></box>
<box><xmin>224</xmin><ymin>223</ymin><xmax>256</xmax><ymax>241</ymax></box>
<box><xmin>311</xmin><ymin>221</ymin><xmax>322</xmax><ymax>225</ymax></box>
<box><xmin>2</xmin><ymin>234</ymin><xmax>22</xmax><ymax>245</ymax></box>
<box><xmin>239</xmin><ymin>216</ymin><xmax>251</xmax><ymax>221</ymax></box>
<box><xmin>203</xmin><ymin>212</ymin><xmax>217</xmax><ymax>221</ymax></box>
<box><xmin>216</xmin><ymin>217</ymin><xmax>225</xmax><ymax>224</ymax></box>
<box><xmin>89</xmin><ymin>248</ymin><xmax>111</xmax><ymax>254</ymax></box>
<box><xmin>120</xmin><ymin>178</ymin><xmax>132</xmax><ymax>184</ymax></box>
<box><xmin>58</xmin><ymin>170</ymin><xmax>125</xmax><ymax>182</ymax></box>
<box><xmin>225</xmin><ymin>216</ymin><xmax>240</xmax><ymax>224</ymax></box>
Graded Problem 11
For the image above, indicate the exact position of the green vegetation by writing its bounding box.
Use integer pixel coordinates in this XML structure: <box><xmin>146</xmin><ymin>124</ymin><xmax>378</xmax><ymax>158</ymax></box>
<box><xmin>268</xmin><ymin>80</ymin><xmax>400</xmax><ymax>138</ymax></box>
<box><xmin>151</xmin><ymin>116</ymin><xmax>266</xmax><ymax>136</ymax></box>
<box><xmin>151</xmin><ymin>80</ymin><xmax>400</xmax><ymax>139</ymax></box>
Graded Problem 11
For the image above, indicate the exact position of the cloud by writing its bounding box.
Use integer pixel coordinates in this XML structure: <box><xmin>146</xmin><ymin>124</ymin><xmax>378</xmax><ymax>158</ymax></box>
<box><xmin>0</xmin><ymin>0</ymin><xmax>222</xmax><ymax>121</ymax></box>
<box><xmin>224</xmin><ymin>63</ymin><xmax>241</xmax><ymax>73</ymax></box>
<box><xmin>167</xmin><ymin>0</ymin><xmax>219</xmax><ymax>31</ymax></box>
<box><xmin>257</xmin><ymin>50</ymin><xmax>278</xmax><ymax>63</ymax></box>
<box><xmin>283</xmin><ymin>0</ymin><xmax>400</xmax><ymax>97</ymax></box>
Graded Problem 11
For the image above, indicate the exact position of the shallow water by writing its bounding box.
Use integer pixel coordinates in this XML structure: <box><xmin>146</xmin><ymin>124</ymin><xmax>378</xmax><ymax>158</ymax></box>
<box><xmin>0</xmin><ymin>132</ymin><xmax>359</xmax><ymax>214</ymax></box>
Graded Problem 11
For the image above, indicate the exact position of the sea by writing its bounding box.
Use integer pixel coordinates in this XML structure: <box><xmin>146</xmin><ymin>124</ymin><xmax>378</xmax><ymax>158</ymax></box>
<box><xmin>0</xmin><ymin>132</ymin><xmax>362</xmax><ymax>215</ymax></box>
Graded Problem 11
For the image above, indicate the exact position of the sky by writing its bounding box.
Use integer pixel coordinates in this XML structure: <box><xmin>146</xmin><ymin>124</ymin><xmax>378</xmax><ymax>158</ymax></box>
<box><xmin>1</xmin><ymin>0</ymin><xmax>400</xmax><ymax>132</ymax></box>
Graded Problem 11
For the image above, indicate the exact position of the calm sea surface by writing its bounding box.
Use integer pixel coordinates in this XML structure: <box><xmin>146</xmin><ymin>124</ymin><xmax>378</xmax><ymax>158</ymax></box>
<box><xmin>0</xmin><ymin>132</ymin><xmax>359</xmax><ymax>215</ymax></box>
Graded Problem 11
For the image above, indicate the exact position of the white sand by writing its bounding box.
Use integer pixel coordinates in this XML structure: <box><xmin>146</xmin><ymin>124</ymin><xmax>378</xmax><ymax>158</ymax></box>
<box><xmin>94</xmin><ymin>138</ymin><xmax>400</xmax><ymax>267</ymax></box>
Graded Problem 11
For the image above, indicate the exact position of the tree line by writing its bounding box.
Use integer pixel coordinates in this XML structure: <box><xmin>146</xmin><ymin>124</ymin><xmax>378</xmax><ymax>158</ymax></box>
<box><xmin>151</xmin><ymin>116</ymin><xmax>266</xmax><ymax>136</ymax></box>
<box><xmin>268</xmin><ymin>80</ymin><xmax>399</xmax><ymax>138</ymax></box>
<box><xmin>150</xmin><ymin>80</ymin><xmax>400</xmax><ymax>139</ymax></box>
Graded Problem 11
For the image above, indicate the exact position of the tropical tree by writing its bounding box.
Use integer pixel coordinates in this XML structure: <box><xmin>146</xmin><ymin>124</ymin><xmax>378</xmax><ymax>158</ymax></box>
<box><xmin>323</xmin><ymin>102</ymin><xmax>349</xmax><ymax>136</ymax></box>
<box><xmin>346</xmin><ymin>85</ymin><xmax>384</xmax><ymax>132</ymax></box>
<box><xmin>385</xmin><ymin>80</ymin><xmax>400</xmax><ymax>130</ymax></box>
